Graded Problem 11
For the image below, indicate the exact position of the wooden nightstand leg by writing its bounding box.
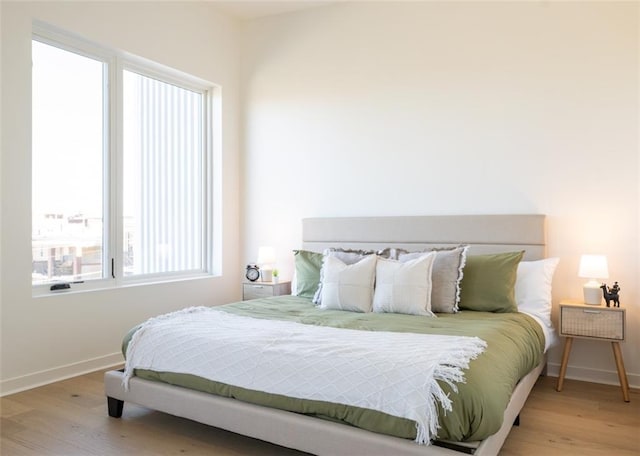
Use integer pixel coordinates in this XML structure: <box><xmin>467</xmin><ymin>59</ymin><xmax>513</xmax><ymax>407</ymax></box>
<box><xmin>611</xmin><ymin>342</ymin><xmax>630</xmax><ymax>402</ymax></box>
<box><xmin>556</xmin><ymin>337</ymin><xmax>573</xmax><ymax>392</ymax></box>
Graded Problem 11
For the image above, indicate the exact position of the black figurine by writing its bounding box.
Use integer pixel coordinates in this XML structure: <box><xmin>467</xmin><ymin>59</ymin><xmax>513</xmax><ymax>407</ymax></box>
<box><xmin>600</xmin><ymin>282</ymin><xmax>620</xmax><ymax>308</ymax></box>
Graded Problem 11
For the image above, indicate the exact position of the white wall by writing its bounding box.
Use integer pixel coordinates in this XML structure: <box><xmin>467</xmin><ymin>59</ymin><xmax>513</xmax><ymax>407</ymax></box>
<box><xmin>0</xmin><ymin>2</ymin><xmax>241</xmax><ymax>394</ymax></box>
<box><xmin>241</xmin><ymin>3</ymin><xmax>639</xmax><ymax>386</ymax></box>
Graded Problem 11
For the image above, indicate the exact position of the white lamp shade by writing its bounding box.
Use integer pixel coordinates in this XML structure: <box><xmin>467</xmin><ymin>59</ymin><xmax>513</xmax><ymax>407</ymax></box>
<box><xmin>578</xmin><ymin>254</ymin><xmax>608</xmax><ymax>305</ymax></box>
<box><xmin>257</xmin><ymin>246</ymin><xmax>276</xmax><ymax>282</ymax></box>
<box><xmin>257</xmin><ymin>246</ymin><xmax>276</xmax><ymax>266</ymax></box>
<box><xmin>578</xmin><ymin>255</ymin><xmax>609</xmax><ymax>279</ymax></box>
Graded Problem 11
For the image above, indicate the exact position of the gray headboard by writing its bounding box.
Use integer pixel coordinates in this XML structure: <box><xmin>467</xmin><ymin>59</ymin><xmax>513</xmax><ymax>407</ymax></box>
<box><xmin>302</xmin><ymin>214</ymin><xmax>546</xmax><ymax>261</ymax></box>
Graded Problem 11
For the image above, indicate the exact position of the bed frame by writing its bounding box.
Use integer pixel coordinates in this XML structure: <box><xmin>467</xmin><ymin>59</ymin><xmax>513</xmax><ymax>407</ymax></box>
<box><xmin>105</xmin><ymin>214</ymin><xmax>547</xmax><ymax>456</ymax></box>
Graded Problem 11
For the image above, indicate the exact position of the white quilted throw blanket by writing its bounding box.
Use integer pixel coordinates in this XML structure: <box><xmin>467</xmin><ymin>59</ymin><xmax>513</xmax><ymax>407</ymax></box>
<box><xmin>124</xmin><ymin>307</ymin><xmax>487</xmax><ymax>444</ymax></box>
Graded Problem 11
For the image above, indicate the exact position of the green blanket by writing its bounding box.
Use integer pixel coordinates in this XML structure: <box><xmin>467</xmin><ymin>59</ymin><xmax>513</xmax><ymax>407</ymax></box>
<box><xmin>124</xmin><ymin>296</ymin><xmax>544</xmax><ymax>442</ymax></box>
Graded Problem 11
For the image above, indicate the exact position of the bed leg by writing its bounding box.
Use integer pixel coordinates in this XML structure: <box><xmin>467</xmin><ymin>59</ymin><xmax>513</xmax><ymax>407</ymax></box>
<box><xmin>107</xmin><ymin>396</ymin><xmax>124</xmax><ymax>418</ymax></box>
<box><xmin>513</xmin><ymin>414</ymin><xmax>520</xmax><ymax>427</ymax></box>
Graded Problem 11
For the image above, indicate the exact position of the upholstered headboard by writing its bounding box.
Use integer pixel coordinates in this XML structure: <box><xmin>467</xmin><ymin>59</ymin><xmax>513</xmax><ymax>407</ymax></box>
<box><xmin>302</xmin><ymin>214</ymin><xmax>546</xmax><ymax>261</ymax></box>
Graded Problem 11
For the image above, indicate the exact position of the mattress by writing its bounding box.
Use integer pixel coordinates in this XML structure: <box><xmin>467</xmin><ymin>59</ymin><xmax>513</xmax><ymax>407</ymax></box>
<box><xmin>123</xmin><ymin>295</ymin><xmax>545</xmax><ymax>443</ymax></box>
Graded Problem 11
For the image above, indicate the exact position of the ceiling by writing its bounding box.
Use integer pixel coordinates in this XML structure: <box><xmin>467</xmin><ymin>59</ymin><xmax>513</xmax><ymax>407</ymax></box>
<box><xmin>211</xmin><ymin>1</ymin><xmax>335</xmax><ymax>20</ymax></box>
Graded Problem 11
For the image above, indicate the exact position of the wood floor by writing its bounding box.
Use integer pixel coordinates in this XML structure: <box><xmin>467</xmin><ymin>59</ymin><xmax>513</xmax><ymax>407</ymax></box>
<box><xmin>1</xmin><ymin>369</ymin><xmax>638</xmax><ymax>455</ymax></box>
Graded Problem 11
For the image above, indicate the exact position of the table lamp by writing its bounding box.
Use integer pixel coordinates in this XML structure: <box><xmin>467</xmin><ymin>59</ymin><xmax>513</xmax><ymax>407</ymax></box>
<box><xmin>257</xmin><ymin>246</ymin><xmax>276</xmax><ymax>282</ymax></box>
<box><xmin>578</xmin><ymin>254</ymin><xmax>609</xmax><ymax>305</ymax></box>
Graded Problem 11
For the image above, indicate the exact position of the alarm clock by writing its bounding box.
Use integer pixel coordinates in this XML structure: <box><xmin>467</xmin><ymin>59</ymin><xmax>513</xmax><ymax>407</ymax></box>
<box><xmin>245</xmin><ymin>264</ymin><xmax>260</xmax><ymax>282</ymax></box>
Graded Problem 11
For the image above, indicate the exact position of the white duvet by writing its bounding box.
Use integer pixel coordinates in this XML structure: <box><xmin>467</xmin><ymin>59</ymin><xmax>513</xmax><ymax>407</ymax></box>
<box><xmin>124</xmin><ymin>307</ymin><xmax>487</xmax><ymax>444</ymax></box>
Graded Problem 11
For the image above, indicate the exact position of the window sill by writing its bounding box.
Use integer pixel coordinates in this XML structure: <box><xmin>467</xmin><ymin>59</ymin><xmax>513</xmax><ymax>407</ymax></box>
<box><xmin>32</xmin><ymin>272</ymin><xmax>218</xmax><ymax>298</ymax></box>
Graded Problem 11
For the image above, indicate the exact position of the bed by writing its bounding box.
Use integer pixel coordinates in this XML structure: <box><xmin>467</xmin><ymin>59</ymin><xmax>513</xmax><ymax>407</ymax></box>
<box><xmin>105</xmin><ymin>214</ymin><xmax>553</xmax><ymax>455</ymax></box>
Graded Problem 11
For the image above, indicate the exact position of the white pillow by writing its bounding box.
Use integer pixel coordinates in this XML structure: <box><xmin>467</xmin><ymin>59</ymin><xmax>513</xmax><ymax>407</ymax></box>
<box><xmin>313</xmin><ymin>248</ymin><xmax>378</xmax><ymax>304</ymax></box>
<box><xmin>373</xmin><ymin>253</ymin><xmax>437</xmax><ymax>316</ymax></box>
<box><xmin>319</xmin><ymin>255</ymin><xmax>377</xmax><ymax>312</ymax></box>
<box><xmin>291</xmin><ymin>271</ymin><xmax>298</xmax><ymax>296</ymax></box>
<box><xmin>515</xmin><ymin>257</ymin><xmax>560</xmax><ymax>328</ymax></box>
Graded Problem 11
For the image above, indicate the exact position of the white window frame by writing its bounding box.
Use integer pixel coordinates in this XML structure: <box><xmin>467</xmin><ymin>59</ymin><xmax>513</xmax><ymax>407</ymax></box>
<box><xmin>32</xmin><ymin>22</ymin><xmax>219</xmax><ymax>296</ymax></box>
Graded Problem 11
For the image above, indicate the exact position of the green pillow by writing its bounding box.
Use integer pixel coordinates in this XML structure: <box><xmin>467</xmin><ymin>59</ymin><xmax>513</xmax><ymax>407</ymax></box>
<box><xmin>459</xmin><ymin>251</ymin><xmax>524</xmax><ymax>313</ymax></box>
<box><xmin>293</xmin><ymin>250</ymin><xmax>323</xmax><ymax>299</ymax></box>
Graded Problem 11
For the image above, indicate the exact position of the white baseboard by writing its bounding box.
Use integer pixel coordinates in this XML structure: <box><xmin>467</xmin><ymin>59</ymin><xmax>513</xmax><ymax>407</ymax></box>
<box><xmin>547</xmin><ymin>362</ymin><xmax>639</xmax><ymax>389</ymax></box>
<box><xmin>0</xmin><ymin>352</ymin><xmax>124</xmax><ymax>397</ymax></box>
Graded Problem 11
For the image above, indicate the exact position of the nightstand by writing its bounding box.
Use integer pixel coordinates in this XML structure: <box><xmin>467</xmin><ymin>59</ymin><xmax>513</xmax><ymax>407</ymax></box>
<box><xmin>556</xmin><ymin>300</ymin><xmax>629</xmax><ymax>402</ymax></box>
<box><xmin>242</xmin><ymin>281</ymin><xmax>291</xmax><ymax>300</ymax></box>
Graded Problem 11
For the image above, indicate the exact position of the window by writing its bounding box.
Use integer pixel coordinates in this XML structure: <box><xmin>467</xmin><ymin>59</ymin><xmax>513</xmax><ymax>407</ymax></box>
<box><xmin>123</xmin><ymin>71</ymin><xmax>205</xmax><ymax>276</ymax></box>
<box><xmin>32</xmin><ymin>25</ymin><xmax>215</xmax><ymax>292</ymax></box>
<box><xmin>32</xmin><ymin>39</ymin><xmax>106</xmax><ymax>285</ymax></box>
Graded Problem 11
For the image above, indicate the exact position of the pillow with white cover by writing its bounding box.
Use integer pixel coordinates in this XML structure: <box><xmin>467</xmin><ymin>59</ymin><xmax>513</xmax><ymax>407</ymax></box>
<box><xmin>515</xmin><ymin>257</ymin><xmax>560</xmax><ymax>329</ymax></box>
<box><xmin>397</xmin><ymin>246</ymin><xmax>468</xmax><ymax>313</ymax></box>
<box><xmin>313</xmin><ymin>248</ymin><xmax>390</xmax><ymax>304</ymax></box>
<box><xmin>373</xmin><ymin>253</ymin><xmax>436</xmax><ymax>316</ymax></box>
<box><xmin>319</xmin><ymin>255</ymin><xmax>377</xmax><ymax>312</ymax></box>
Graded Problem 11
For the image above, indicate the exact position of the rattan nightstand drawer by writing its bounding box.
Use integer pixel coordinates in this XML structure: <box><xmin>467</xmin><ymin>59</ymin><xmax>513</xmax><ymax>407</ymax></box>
<box><xmin>560</xmin><ymin>305</ymin><xmax>624</xmax><ymax>341</ymax></box>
